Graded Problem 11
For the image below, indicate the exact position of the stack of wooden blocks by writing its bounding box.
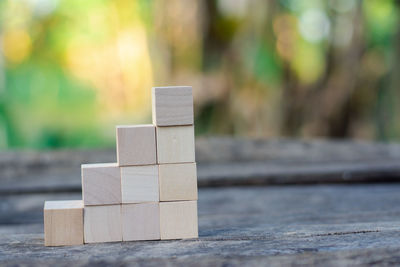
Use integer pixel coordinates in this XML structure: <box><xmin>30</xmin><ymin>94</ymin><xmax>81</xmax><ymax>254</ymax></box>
<box><xmin>44</xmin><ymin>86</ymin><xmax>198</xmax><ymax>246</ymax></box>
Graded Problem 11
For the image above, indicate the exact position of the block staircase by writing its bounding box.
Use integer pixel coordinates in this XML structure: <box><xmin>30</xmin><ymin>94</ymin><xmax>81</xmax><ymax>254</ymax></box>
<box><xmin>44</xmin><ymin>86</ymin><xmax>198</xmax><ymax>246</ymax></box>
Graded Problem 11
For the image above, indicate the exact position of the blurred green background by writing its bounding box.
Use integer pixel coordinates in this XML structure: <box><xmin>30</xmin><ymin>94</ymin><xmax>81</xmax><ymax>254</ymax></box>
<box><xmin>0</xmin><ymin>0</ymin><xmax>399</xmax><ymax>149</ymax></box>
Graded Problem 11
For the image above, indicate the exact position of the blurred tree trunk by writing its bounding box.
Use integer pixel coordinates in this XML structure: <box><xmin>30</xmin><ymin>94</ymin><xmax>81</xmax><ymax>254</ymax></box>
<box><xmin>381</xmin><ymin>0</ymin><xmax>400</xmax><ymax>140</ymax></box>
<box><xmin>281</xmin><ymin>1</ymin><xmax>365</xmax><ymax>138</ymax></box>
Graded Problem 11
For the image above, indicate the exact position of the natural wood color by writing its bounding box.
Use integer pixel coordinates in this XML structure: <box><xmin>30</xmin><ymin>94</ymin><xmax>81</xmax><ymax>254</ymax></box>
<box><xmin>159</xmin><ymin>163</ymin><xmax>198</xmax><ymax>201</ymax></box>
<box><xmin>121</xmin><ymin>165</ymin><xmax>159</xmax><ymax>203</ymax></box>
<box><xmin>156</xmin><ymin>125</ymin><xmax>195</xmax><ymax>164</ymax></box>
<box><xmin>81</xmin><ymin>163</ymin><xmax>121</xmax><ymax>206</ymax></box>
<box><xmin>159</xmin><ymin>200</ymin><xmax>198</xmax><ymax>240</ymax></box>
<box><xmin>83</xmin><ymin>204</ymin><xmax>122</xmax><ymax>243</ymax></box>
<box><xmin>43</xmin><ymin>200</ymin><xmax>83</xmax><ymax>246</ymax></box>
<box><xmin>116</xmin><ymin>125</ymin><xmax>157</xmax><ymax>166</ymax></box>
<box><xmin>121</xmin><ymin>203</ymin><xmax>160</xmax><ymax>241</ymax></box>
<box><xmin>152</xmin><ymin>86</ymin><xmax>194</xmax><ymax>126</ymax></box>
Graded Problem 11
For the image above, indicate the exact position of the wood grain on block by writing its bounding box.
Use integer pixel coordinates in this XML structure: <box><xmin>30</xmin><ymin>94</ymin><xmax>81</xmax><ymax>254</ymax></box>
<box><xmin>84</xmin><ymin>205</ymin><xmax>122</xmax><ymax>243</ymax></box>
<box><xmin>44</xmin><ymin>200</ymin><xmax>83</xmax><ymax>246</ymax></box>
<box><xmin>116</xmin><ymin>125</ymin><xmax>156</xmax><ymax>166</ymax></box>
<box><xmin>159</xmin><ymin>163</ymin><xmax>198</xmax><ymax>201</ymax></box>
<box><xmin>81</xmin><ymin>163</ymin><xmax>121</xmax><ymax>206</ymax></box>
<box><xmin>121</xmin><ymin>165</ymin><xmax>159</xmax><ymax>203</ymax></box>
<box><xmin>122</xmin><ymin>203</ymin><xmax>160</xmax><ymax>241</ymax></box>
<box><xmin>159</xmin><ymin>201</ymin><xmax>198</xmax><ymax>240</ymax></box>
<box><xmin>156</xmin><ymin>125</ymin><xmax>195</xmax><ymax>164</ymax></box>
<box><xmin>152</xmin><ymin>86</ymin><xmax>194</xmax><ymax>126</ymax></box>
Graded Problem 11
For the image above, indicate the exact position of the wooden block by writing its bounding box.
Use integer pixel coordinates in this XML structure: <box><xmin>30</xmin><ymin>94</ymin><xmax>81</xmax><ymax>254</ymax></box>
<box><xmin>159</xmin><ymin>163</ymin><xmax>198</xmax><ymax>201</ymax></box>
<box><xmin>116</xmin><ymin>125</ymin><xmax>156</xmax><ymax>166</ymax></box>
<box><xmin>159</xmin><ymin>201</ymin><xmax>198</xmax><ymax>240</ymax></box>
<box><xmin>156</xmin><ymin>125</ymin><xmax>195</xmax><ymax>164</ymax></box>
<box><xmin>81</xmin><ymin>163</ymin><xmax>121</xmax><ymax>206</ymax></box>
<box><xmin>121</xmin><ymin>203</ymin><xmax>160</xmax><ymax>241</ymax></box>
<box><xmin>152</xmin><ymin>86</ymin><xmax>194</xmax><ymax>126</ymax></box>
<box><xmin>84</xmin><ymin>204</ymin><xmax>122</xmax><ymax>243</ymax></box>
<box><xmin>121</xmin><ymin>165</ymin><xmax>159</xmax><ymax>203</ymax></box>
<box><xmin>44</xmin><ymin>200</ymin><xmax>84</xmax><ymax>246</ymax></box>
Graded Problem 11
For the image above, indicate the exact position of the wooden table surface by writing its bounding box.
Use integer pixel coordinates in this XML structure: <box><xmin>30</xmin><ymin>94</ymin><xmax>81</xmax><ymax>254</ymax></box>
<box><xmin>1</xmin><ymin>138</ymin><xmax>400</xmax><ymax>266</ymax></box>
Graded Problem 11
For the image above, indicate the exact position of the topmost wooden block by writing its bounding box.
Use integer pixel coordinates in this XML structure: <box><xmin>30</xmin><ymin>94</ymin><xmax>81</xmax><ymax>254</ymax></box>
<box><xmin>152</xmin><ymin>86</ymin><xmax>194</xmax><ymax>126</ymax></box>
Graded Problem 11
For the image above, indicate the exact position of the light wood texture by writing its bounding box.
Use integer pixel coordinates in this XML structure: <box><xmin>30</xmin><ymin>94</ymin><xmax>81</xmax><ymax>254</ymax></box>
<box><xmin>116</xmin><ymin>125</ymin><xmax>156</xmax><ymax>166</ymax></box>
<box><xmin>159</xmin><ymin>201</ymin><xmax>198</xmax><ymax>240</ymax></box>
<box><xmin>156</xmin><ymin>125</ymin><xmax>195</xmax><ymax>164</ymax></box>
<box><xmin>81</xmin><ymin>163</ymin><xmax>121</xmax><ymax>206</ymax></box>
<box><xmin>159</xmin><ymin>163</ymin><xmax>198</xmax><ymax>201</ymax></box>
<box><xmin>43</xmin><ymin>200</ymin><xmax>83</xmax><ymax>246</ymax></box>
<box><xmin>152</xmin><ymin>86</ymin><xmax>193</xmax><ymax>126</ymax></box>
<box><xmin>121</xmin><ymin>203</ymin><xmax>160</xmax><ymax>241</ymax></box>
<box><xmin>83</xmin><ymin>204</ymin><xmax>122</xmax><ymax>243</ymax></box>
<box><xmin>121</xmin><ymin>165</ymin><xmax>159</xmax><ymax>203</ymax></box>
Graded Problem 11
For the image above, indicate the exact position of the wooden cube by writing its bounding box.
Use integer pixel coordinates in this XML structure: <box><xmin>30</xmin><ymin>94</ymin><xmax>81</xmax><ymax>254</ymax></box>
<box><xmin>116</xmin><ymin>125</ymin><xmax>156</xmax><ymax>166</ymax></box>
<box><xmin>121</xmin><ymin>165</ymin><xmax>159</xmax><ymax>203</ymax></box>
<box><xmin>159</xmin><ymin>201</ymin><xmax>198</xmax><ymax>240</ymax></box>
<box><xmin>159</xmin><ymin>163</ymin><xmax>198</xmax><ymax>201</ymax></box>
<box><xmin>152</xmin><ymin>86</ymin><xmax>194</xmax><ymax>126</ymax></box>
<box><xmin>81</xmin><ymin>163</ymin><xmax>121</xmax><ymax>206</ymax></box>
<box><xmin>84</xmin><ymin>204</ymin><xmax>122</xmax><ymax>243</ymax></box>
<box><xmin>122</xmin><ymin>203</ymin><xmax>160</xmax><ymax>241</ymax></box>
<box><xmin>156</xmin><ymin>125</ymin><xmax>195</xmax><ymax>164</ymax></box>
<box><xmin>44</xmin><ymin>200</ymin><xmax>84</xmax><ymax>247</ymax></box>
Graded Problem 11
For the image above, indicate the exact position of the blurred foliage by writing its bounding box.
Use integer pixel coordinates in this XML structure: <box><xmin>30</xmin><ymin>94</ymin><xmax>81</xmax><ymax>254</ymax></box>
<box><xmin>0</xmin><ymin>0</ymin><xmax>399</xmax><ymax>149</ymax></box>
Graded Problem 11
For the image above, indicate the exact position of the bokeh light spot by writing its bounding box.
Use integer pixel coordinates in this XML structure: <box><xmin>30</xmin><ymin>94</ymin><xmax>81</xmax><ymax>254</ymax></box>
<box><xmin>2</xmin><ymin>30</ymin><xmax>32</xmax><ymax>64</ymax></box>
<box><xmin>299</xmin><ymin>8</ymin><xmax>330</xmax><ymax>43</ymax></box>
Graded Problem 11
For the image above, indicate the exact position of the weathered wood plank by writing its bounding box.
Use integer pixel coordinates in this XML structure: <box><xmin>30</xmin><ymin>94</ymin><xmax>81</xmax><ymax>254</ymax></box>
<box><xmin>1</xmin><ymin>138</ymin><xmax>400</xmax><ymax>194</ymax></box>
<box><xmin>195</xmin><ymin>138</ymin><xmax>400</xmax><ymax>163</ymax></box>
<box><xmin>2</xmin><ymin>184</ymin><xmax>400</xmax><ymax>227</ymax></box>
<box><xmin>2</xmin><ymin>139</ymin><xmax>400</xmax><ymax>265</ymax></box>
<box><xmin>2</xmin><ymin>160</ymin><xmax>400</xmax><ymax>194</ymax></box>
<box><xmin>2</xmin><ymin>248</ymin><xmax>400</xmax><ymax>267</ymax></box>
<box><xmin>199</xmin><ymin>160</ymin><xmax>400</xmax><ymax>186</ymax></box>
<box><xmin>1</xmin><ymin>184</ymin><xmax>400</xmax><ymax>266</ymax></box>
